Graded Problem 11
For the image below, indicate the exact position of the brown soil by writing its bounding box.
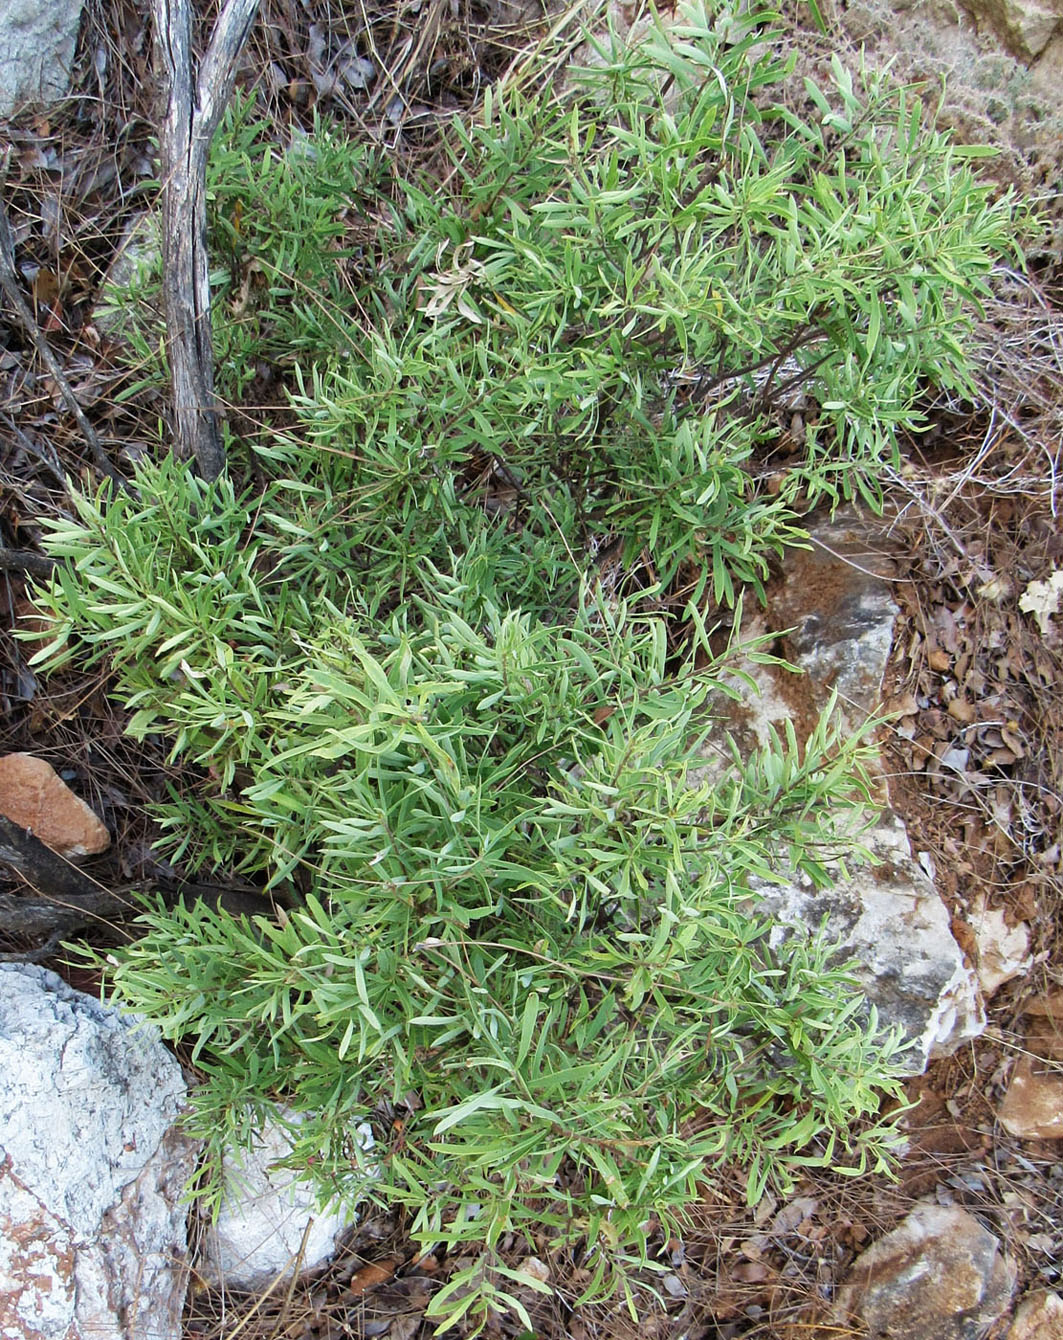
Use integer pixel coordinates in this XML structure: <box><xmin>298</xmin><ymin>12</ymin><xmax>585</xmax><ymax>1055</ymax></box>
<box><xmin>1</xmin><ymin>0</ymin><xmax>1062</xmax><ymax>1337</ymax></box>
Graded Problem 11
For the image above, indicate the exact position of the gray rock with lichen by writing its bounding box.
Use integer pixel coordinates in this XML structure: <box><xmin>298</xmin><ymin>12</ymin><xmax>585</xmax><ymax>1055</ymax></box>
<box><xmin>835</xmin><ymin>1203</ymin><xmax>1016</xmax><ymax>1338</ymax></box>
<box><xmin>0</xmin><ymin>0</ymin><xmax>84</xmax><ymax>115</ymax></box>
<box><xmin>699</xmin><ymin>510</ymin><xmax>983</xmax><ymax>1074</ymax></box>
<box><xmin>0</xmin><ymin>964</ymin><xmax>197</xmax><ymax>1340</ymax></box>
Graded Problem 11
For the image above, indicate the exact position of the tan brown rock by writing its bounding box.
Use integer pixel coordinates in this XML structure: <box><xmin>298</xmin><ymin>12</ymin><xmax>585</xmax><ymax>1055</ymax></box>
<box><xmin>1024</xmin><ymin>994</ymin><xmax>1063</xmax><ymax>1061</ymax></box>
<box><xmin>834</xmin><ymin>1202</ymin><xmax>1015</xmax><ymax>1339</ymax></box>
<box><xmin>964</xmin><ymin>0</ymin><xmax>1063</xmax><ymax>57</ymax></box>
<box><xmin>969</xmin><ymin>897</ymin><xmax>1031</xmax><ymax>999</ymax></box>
<box><xmin>1008</xmin><ymin>1291</ymin><xmax>1063</xmax><ymax>1340</ymax></box>
<box><xmin>1031</xmin><ymin>32</ymin><xmax>1063</xmax><ymax>94</ymax></box>
<box><xmin>0</xmin><ymin>754</ymin><xmax>110</xmax><ymax>859</ymax></box>
<box><xmin>998</xmin><ymin>1054</ymin><xmax>1063</xmax><ymax>1140</ymax></box>
<box><xmin>1026</xmin><ymin>992</ymin><xmax>1063</xmax><ymax>1019</ymax></box>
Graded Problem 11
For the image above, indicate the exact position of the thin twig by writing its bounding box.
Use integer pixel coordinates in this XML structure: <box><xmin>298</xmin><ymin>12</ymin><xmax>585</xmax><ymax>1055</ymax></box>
<box><xmin>0</xmin><ymin>816</ymin><xmax>130</xmax><ymax>933</ymax></box>
<box><xmin>0</xmin><ymin>411</ymin><xmax>68</xmax><ymax>487</ymax></box>
<box><xmin>0</xmin><ymin>189</ymin><xmax>124</xmax><ymax>488</ymax></box>
<box><xmin>0</xmin><ymin>927</ymin><xmax>66</xmax><ymax>963</ymax></box>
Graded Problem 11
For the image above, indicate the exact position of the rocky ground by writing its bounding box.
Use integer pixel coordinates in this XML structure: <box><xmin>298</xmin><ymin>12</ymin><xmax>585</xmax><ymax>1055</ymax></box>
<box><xmin>1</xmin><ymin>0</ymin><xmax>1061</xmax><ymax>1336</ymax></box>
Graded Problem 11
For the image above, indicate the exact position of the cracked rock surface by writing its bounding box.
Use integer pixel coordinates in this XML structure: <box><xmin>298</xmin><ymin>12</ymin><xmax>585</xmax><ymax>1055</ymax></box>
<box><xmin>0</xmin><ymin>964</ymin><xmax>198</xmax><ymax>1340</ymax></box>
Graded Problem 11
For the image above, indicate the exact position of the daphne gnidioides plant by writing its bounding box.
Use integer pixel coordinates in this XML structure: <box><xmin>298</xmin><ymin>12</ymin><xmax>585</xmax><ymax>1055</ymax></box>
<box><xmin>34</xmin><ymin>0</ymin><xmax>1024</xmax><ymax>1330</ymax></box>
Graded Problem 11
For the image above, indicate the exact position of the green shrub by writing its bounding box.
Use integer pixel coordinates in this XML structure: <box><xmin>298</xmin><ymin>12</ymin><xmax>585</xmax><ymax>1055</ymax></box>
<box><xmin>37</xmin><ymin>1</ymin><xmax>1024</xmax><ymax>1330</ymax></box>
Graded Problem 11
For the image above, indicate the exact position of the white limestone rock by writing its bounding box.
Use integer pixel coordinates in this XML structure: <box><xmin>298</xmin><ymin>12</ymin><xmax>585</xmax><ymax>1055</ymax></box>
<box><xmin>751</xmin><ymin>815</ymin><xmax>984</xmax><ymax>1075</ymax></box>
<box><xmin>771</xmin><ymin>513</ymin><xmax>900</xmax><ymax>733</ymax></box>
<box><xmin>700</xmin><ymin>513</ymin><xmax>983</xmax><ymax>1074</ymax></box>
<box><xmin>0</xmin><ymin>0</ymin><xmax>84</xmax><ymax>115</ymax></box>
<box><xmin>0</xmin><ymin>964</ymin><xmax>197</xmax><ymax>1340</ymax></box>
<box><xmin>197</xmin><ymin>1110</ymin><xmax>375</xmax><ymax>1291</ymax></box>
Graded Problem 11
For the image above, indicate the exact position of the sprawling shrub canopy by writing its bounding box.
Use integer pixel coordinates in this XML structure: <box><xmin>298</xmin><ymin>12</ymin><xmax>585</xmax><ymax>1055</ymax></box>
<box><xmin>38</xmin><ymin>2</ymin><xmax>1022</xmax><ymax>1328</ymax></box>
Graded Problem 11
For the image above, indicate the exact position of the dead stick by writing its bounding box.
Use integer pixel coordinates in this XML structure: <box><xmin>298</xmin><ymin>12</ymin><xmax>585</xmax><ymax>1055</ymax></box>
<box><xmin>152</xmin><ymin>0</ymin><xmax>259</xmax><ymax>482</ymax></box>
<box><xmin>1</xmin><ymin>411</ymin><xmax>68</xmax><ymax>487</ymax></box>
<box><xmin>0</xmin><ymin>548</ymin><xmax>55</xmax><ymax>579</ymax></box>
<box><xmin>0</xmin><ymin>927</ymin><xmax>66</xmax><ymax>963</ymax></box>
<box><xmin>0</xmin><ymin>816</ymin><xmax>128</xmax><ymax>917</ymax></box>
<box><xmin>0</xmin><ymin>197</ymin><xmax>124</xmax><ymax>489</ymax></box>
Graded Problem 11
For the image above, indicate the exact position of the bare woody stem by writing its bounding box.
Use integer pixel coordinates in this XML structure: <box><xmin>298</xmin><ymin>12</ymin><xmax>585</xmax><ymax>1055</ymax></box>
<box><xmin>0</xmin><ymin>816</ymin><xmax>130</xmax><ymax>933</ymax></box>
<box><xmin>152</xmin><ymin>0</ymin><xmax>259</xmax><ymax>481</ymax></box>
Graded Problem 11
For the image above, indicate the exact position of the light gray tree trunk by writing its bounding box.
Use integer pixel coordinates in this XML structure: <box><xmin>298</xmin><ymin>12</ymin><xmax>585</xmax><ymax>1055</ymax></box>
<box><xmin>153</xmin><ymin>0</ymin><xmax>260</xmax><ymax>480</ymax></box>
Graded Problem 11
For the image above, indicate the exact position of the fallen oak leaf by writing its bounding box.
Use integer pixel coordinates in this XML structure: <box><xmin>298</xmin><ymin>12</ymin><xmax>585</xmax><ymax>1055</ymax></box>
<box><xmin>1019</xmin><ymin>570</ymin><xmax>1063</xmax><ymax>637</ymax></box>
<box><xmin>732</xmin><ymin>1260</ymin><xmax>774</xmax><ymax>1284</ymax></box>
